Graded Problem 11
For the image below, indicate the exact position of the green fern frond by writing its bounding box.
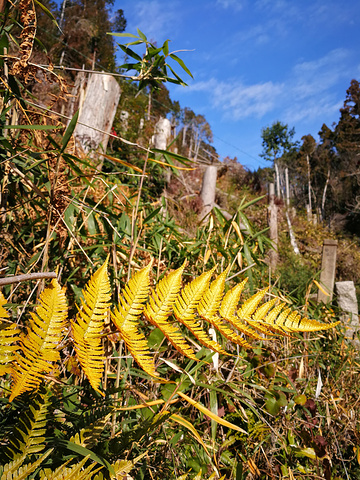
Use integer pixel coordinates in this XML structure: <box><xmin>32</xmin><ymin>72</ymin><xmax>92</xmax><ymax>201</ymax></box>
<box><xmin>144</xmin><ymin>261</ymin><xmax>198</xmax><ymax>360</ymax></box>
<box><xmin>111</xmin><ymin>260</ymin><xmax>158</xmax><ymax>378</ymax></box>
<box><xmin>4</xmin><ymin>390</ymin><xmax>51</xmax><ymax>467</ymax></box>
<box><xmin>1</xmin><ymin>449</ymin><xmax>53</xmax><ymax>480</ymax></box>
<box><xmin>70</xmin><ymin>413</ymin><xmax>111</xmax><ymax>449</ymax></box>
<box><xmin>9</xmin><ymin>280</ymin><xmax>68</xmax><ymax>402</ymax></box>
<box><xmin>71</xmin><ymin>257</ymin><xmax>111</xmax><ymax>397</ymax></box>
<box><xmin>174</xmin><ymin>267</ymin><xmax>227</xmax><ymax>354</ymax></box>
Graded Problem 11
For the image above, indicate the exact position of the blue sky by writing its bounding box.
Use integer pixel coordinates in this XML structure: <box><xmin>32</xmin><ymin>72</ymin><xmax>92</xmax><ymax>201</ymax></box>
<box><xmin>113</xmin><ymin>1</ymin><xmax>360</xmax><ymax>170</ymax></box>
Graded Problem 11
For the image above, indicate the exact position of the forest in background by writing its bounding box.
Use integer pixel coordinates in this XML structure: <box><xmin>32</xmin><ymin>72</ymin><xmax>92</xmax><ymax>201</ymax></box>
<box><xmin>1</xmin><ymin>1</ymin><xmax>360</xmax><ymax>479</ymax></box>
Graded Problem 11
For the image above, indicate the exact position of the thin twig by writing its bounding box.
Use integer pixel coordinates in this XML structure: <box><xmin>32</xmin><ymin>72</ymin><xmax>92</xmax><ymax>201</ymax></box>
<box><xmin>0</xmin><ymin>272</ymin><xmax>56</xmax><ymax>286</ymax></box>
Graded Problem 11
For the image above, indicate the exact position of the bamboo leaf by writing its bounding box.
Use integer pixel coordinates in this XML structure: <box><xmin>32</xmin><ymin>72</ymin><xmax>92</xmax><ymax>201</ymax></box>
<box><xmin>177</xmin><ymin>391</ymin><xmax>247</xmax><ymax>433</ymax></box>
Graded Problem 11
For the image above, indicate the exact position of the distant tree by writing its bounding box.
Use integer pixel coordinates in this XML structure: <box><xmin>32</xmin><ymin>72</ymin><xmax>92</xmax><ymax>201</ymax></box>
<box><xmin>333</xmin><ymin>80</ymin><xmax>360</xmax><ymax>229</ymax></box>
<box><xmin>57</xmin><ymin>0</ymin><xmax>126</xmax><ymax>70</ymax></box>
<box><xmin>260</xmin><ymin>121</ymin><xmax>298</xmax><ymax>197</ymax></box>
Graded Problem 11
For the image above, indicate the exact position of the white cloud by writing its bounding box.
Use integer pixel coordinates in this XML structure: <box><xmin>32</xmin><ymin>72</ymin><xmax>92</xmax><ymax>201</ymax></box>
<box><xmin>184</xmin><ymin>48</ymin><xmax>352</xmax><ymax>125</ymax></box>
<box><xmin>216</xmin><ymin>0</ymin><xmax>246</xmax><ymax>11</ymax></box>
<box><xmin>188</xmin><ymin>78</ymin><xmax>284</xmax><ymax>119</ymax></box>
<box><xmin>127</xmin><ymin>1</ymin><xmax>180</xmax><ymax>42</ymax></box>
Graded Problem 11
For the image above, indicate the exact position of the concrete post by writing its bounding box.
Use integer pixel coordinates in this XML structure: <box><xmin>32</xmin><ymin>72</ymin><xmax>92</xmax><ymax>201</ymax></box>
<box><xmin>317</xmin><ymin>239</ymin><xmax>338</xmax><ymax>303</ymax></box>
<box><xmin>335</xmin><ymin>281</ymin><xmax>359</xmax><ymax>346</ymax></box>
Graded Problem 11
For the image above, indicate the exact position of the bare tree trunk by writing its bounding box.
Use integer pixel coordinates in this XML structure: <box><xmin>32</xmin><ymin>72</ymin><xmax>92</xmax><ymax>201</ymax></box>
<box><xmin>274</xmin><ymin>161</ymin><xmax>281</xmax><ymax>197</ymax></box>
<box><xmin>286</xmin><ymin>211</ymin><xmax>300</xmax><ymax>255</ymax></box>
<box><xmin>268</xmin><ymin>183</ymin><xmax>278</xmax><ymax>270</ymax></box>
<box><xmin>74</xmin><ymin>73</ymin><xmax>121</xmax><ymax>155</ymax></box>
<box><xmin>182</xmin><ymin>124</ymin><xmax>188</xmax><ymax>147</ymax></box>
<box><xmin>285</xmin><ymin>167</ymin><xmax>290</xmax><ymax>207</ymax></box>
<box><xmin>321</xmin><ymin>168</ymin><xmax>331</xmax><ymax>217</ymax></box>
<box><xmin>200</xmin><ymin>166</ymin><xmax>217</xmax><ymax>221</ymax></box>
<box><xmin>307</xmin><ymin>154</ymin><xmax>312</xmax><ymax>220</ymax></box>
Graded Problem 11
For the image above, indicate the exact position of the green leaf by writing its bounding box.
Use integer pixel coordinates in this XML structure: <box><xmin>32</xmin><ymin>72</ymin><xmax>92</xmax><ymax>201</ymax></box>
<box><xmin>34</xmin><ymin>0</ymin><xmax>60</xmax><ymax>30</ymax></box>
<box><xmin>3</xmin><ymin>124</ymin><xmax>61</xmax><ymax>130</ymax></box>
<box><xmin>294</xmin><ymin>394</ymin><xmax>307</xmax><ymax>406</ymax></box>
<box><xmin>265</xmin><ymin>396</ymin><xmax>280</xmax><ymax>416</ymax></box>
<box><xmin>118</xmin><ymin>44</ymin><xmax>142</xmax><ymax>61</ymax></box>
<box><xmin>57</xmin><ymin>439</ymin><xmax>115</xmax><ymax>474</ymax></box>
<box><xmin>143</xmin><ymin>207</ymin><xmax>162</xmax><ymax>225</ymax></box>
<box><xmin>238</xmin><ymin>194</ymin><xmax>266</xmax><ymax>211</ymax></box>
<box><xmin>151</xmin><ymin>148</ymin><xmax>192</xmax><ymax>166</ymax></box>
<box><xmin>169</xmin><ymin>53</ymin><xmax>193</xmax><ymax>78</ymax></box>
<box><xmin>162</xmin><ymin>40</ymin><xmax>169</xmax><ymax>56</ymax></box>
<box><xmin>108</xmin><ymin>32</ymin><xmax>138</xmax><ymax>38</ymax></box>
<box><xmin>137</xmin><ymin>28</ymin><xmax>147</xmax><ymax>41</ymax></box>
<box><xmin>293</xmin><ymin>447</ymin><xmax>316</xmax><ymax>459</ymax></box>
<box><xmin>61</xmin><ymin>110</ymin><xmax>79</xmax><ymax>153</ymax></box>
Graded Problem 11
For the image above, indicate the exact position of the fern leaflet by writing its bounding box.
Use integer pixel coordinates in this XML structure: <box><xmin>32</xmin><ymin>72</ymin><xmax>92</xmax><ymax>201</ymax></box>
<box><xmin>111</xmin><ymin>260</ymin><xmax>158</xmax><ymax>378</ymax></box>
<box><xmin>144</xmin><ymin>261</ymin><xmax>198</xmax><ymax>360</ymax></box>
<box><xmin>71</xmin><ymin>257</ymin><xmax>111</xmax><ymax>397</ymax></box>
<box><xmin>9</xmin><ymin>280</ymin><xmax>68</xmax><ymax>402</ymax></box>
<box><xmin>174</xmin><ymin>267</ymin><xmax>227</xmax><ymax>354</ymax></box>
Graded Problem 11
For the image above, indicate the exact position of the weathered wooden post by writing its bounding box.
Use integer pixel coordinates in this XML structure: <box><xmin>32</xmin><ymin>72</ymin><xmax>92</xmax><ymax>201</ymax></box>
<box><xmin>268</xmin><ymin>183</ymin><xmax>278</xmax><ymax>270</ymax></box>
<box><xmin>74</xmin><ymin>73</ymin><xmax>121</xmax><ymax>153</ymax></box>
<box><xmin>317</xmin><ymin>239</ymin><xmax>338</xmax><ymax>303</ymax></box>
<box><xmin>200</xmin><ymin>165</ymin><xmax>217</xmax><ymax>220</ymax></box>
<box><xmin>335</xmin><ymin>281</ymin><xmax>359</xmax><ymax>346</ymax></box>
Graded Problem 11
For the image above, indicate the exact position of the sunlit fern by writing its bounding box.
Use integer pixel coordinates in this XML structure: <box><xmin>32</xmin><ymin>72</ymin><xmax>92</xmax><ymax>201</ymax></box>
<box><xmin>9</xmin><ymin>279</ymin><xmax>68</xmax><ymax>402</ymax></box>
<box><xmin>0</xmin><ymin>291</ymin><xmax>20</xmax><ymax>376</ymax></box>
<box><xmin>0</xmin><ymin>258</ymin><xmax>339</xmax><ymax>400</ymax></box>
<box><xmin>71</xmin><ymin>256</ymin><xmax>111</xmax><ymax>396</ymax></box>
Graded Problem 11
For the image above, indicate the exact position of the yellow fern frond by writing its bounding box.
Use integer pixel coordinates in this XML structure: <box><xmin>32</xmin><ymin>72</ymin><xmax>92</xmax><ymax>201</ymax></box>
<box><xmin>174</xmin><ymin>266</ymin><xmax>216</xmax><ymax>321</ymax></box>
<box><xmin>111</xmin><ymin>260</ymin><xmax>159</xmax><ymax>378</ymax></box>
<box><xmin>71</xmin><ymin>257</ymin><xmax>111</xmax><ymax>397</ymax></box>
<box><xmin>197</xmin><ymin>267</ymin><xmax>230</xmax><ymax>319</ymax></box>
<box><xmin>0</xmin><ymin>291</ymin><xmax>9</xmax><ymax>318</ymax></box>
<box><xmin>9</xmin><ymin>280</ymin><xmax>68</xmax><ymax>402</ymax></box>
<box><xmin>0</xmin><ymin>323</ymin><xmax>20</xmax><ymax>376</ymax></box>
<box><xmin>0</xmin><ymin>292</ymin><xmax>20</xmax><ymax>375</ymax></box>
<box><xmin>39</xmin><ymin>454</ymin><xmax>100</xmax><ymax>480</ymax></box>
<box><xmin>3</xmin><ymin>449</ymin><xmax>53</xmax><ymax>480</ymax></box>
<box><xmin>174</xmin><ymin>267</ymin><xmax>227</xmax><ymax>354</ymax></box>
<box><xmin>283</xmin><ymin>313</ymin><xmax>340</xmax><ymax>332</ymax></box>
<box><xmin>237</xmin><ymin>288</ymin><xmax>269</xmax><ymax>320</ymax></box>
<box><xmin>252</xmin><ymin>297</ymin><xmax>278</xmax><ymax>321</ymax></box>
<box><xmin>219</xmin><ymin>278</ymin><xmax>248</xmax><ymax>320</ymax></box>
<box><xmin>272</xmin><ymin>307</ymin><xmax>293</xmax><ymax>332</ymax></box>
<box><xmin>144</xmin><ymin>261</ymin><xmax>198</xmax><ymax>360</ymax></box>
<box><xmin>242</xmin><ymin>318</ymin><xmax>277</xmax><ymax>336</ymax></box>
<box><xmin>206</xmin><ymin>315</ymin><xmax>253</xmax><ymax>349</ymax></box>
<box><xmin>198</xmin><ymin>268</ymin><xmax>252</xmax><ymax>349</ymax></box>
<box><xmin>224</xmin><ymin>315</ymin><xmax>263</xmax><ymax>340</ymax></box>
